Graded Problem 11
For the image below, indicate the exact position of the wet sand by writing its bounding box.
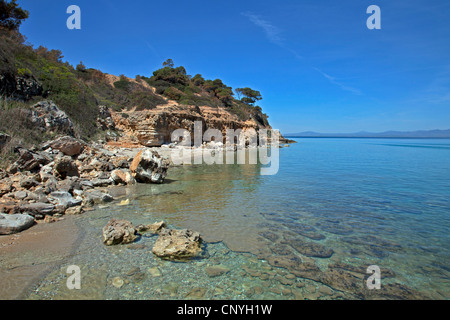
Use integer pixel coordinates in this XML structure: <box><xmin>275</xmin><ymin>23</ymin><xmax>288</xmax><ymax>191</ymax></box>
<box><xmin>0</xmin><ymin>216</ymin><xmax>81</xmax><ymax>300</ymax></box>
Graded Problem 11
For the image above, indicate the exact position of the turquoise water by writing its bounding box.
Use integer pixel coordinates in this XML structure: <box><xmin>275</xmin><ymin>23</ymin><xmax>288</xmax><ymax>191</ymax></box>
<box><xmin>27</xmin><ymin>138</ymin><xmax>450</xmax><ymax>300</ymax></box>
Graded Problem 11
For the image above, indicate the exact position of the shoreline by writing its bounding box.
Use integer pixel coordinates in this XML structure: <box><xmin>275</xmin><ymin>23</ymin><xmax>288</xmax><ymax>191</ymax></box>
<box><xmin>0</xmin><ymin>214</ymin><xmax>82</xmax><ymax>299</ymax></box>
<box><xmin>0</xmin><ymin>138</ymin><xmax>285</xmax><ymax>300</ymax></box>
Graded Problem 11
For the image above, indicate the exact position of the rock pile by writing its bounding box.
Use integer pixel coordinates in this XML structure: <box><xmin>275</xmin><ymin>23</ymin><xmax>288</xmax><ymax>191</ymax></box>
<box><xmin>0</xmin><ymin>136</ymin><xmax>170</xmax><ymax>234</ymax></box>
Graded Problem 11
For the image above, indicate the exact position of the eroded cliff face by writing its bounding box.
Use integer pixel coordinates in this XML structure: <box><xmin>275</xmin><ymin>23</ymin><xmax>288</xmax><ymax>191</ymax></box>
<box><xmin>110</xmin><ymin>102</ymin><xmax>272</xmax><ymax>147</ymax></box>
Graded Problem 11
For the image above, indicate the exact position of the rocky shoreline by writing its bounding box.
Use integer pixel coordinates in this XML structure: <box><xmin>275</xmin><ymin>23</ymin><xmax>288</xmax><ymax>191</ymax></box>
<box><xmin>0</xmin><ymin>134</ymin><xmax>174</xmax><ymax>235</ymax></box>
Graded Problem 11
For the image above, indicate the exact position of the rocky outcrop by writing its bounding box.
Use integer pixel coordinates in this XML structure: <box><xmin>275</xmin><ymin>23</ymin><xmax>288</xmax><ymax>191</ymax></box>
<box><xmin>29</xmin><ymin>101</ymin><xmax>75</xmax><ymax>136</ymax></box>
<box><xmin>130</xmin><ymin>149</ymin><xmax>170</xmax><ymax>184</ymax></box>
<box><xmin>111</xmin><ymin>105</ymin><xmax>269</xmax><ymax>148</ymax></box>
<box><xmin>0</xmin><ymin>74</ymin><xmax>43</xmax><ymax>101</ymax></box>
<box><xmin>152</xmin><ymin>228</ymin><xmax>203</xmax><ymax>260</ymax></box>
<box><xmin>102</xmin><ymin>219</ymin><xmax>138</xmax><ymax>246</ymax></box>
<box><xmin>97</xmin><ymin>105</ymin><xmax>115</xmax><ymax>131</ymax></box>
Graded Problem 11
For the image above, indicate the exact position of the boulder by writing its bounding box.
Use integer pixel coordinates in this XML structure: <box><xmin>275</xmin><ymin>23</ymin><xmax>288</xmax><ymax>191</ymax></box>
<box><xmin>45</xmin><ymin>136</ymin><xmax>83</xmax><ymax>156</ymax></box>
<box><xmin>102</xmin><ymin>219</ymin><xmax>138</xmax><ymax>246</ymax></box>
<box><xmin>130</xmin><ymin>149</ymin><xmax>170</xmax><ymax>184</ymax></box>
<box><xmin>152</xmin><ymin>228</ymin><xmax>202</xmax><ymax>260</ymax></box>
<box><xmin>54</xmin><ymin>156</ymin><xmax>79</xmax><ymax>179</ymax></box>
<box><xmin>48</xmin><ymin>191</ymin><xmax>82</xmax><ymax>208</ymax></box>
<box><xmin>0</xmin><ymin>214</ymin><xmax>35</xmax><ymax>235</ymax></box>
<box><xmin>7</xmin><ymin>147</ymin><xmax>52</xmax><ymax>173</ymax></box>
<box><xmin>19</xmin><ymin>203</ymin><xmax>55</xmax><ymax>217</ymax></box>
<box><xmin>83</xmin><ymin>189</ymin><xmax>113</xmax><ymax>206</ymax></box>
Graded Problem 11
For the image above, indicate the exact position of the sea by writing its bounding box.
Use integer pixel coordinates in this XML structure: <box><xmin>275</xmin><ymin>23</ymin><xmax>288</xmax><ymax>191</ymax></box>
<box><xmin>20</xmin><ymin>138</ymin><xmax>450</xmax><ymax>300</ymax></box>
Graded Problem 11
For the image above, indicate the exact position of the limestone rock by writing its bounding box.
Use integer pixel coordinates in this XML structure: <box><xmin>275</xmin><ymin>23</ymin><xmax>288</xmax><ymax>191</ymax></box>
<box><xmin>30</xmin><ymin>101</ymin><xmax>75</xmax><ymax>136</ymax></box>
<box><xmin>54</xmin><ymin>156</ymin><xmax>79</xmax><ymax>179</ymax></box>
<box><xmin>152</xmin><ymin>228</ymin><xmax>202</xmax><ymax>260</ymax></box>
<box><xmin>83</xmin><ymin>189</ymin><xmax>113</xmax><ymax>206</ymax></box>
<box><xmin>48</xmin><ymin>191</ymin><xmax>82</xmax><ymax>208</ymax></box>
<box><xmin>130</xmin><ymin>149</ymin><xmax>170</xmax><ymax>184</ymax></box>
<box><xmin>102</xmin><ymin>219</ymin><xmax>138</xmax><ymax>246</ymax></box>
<box><xmin>97</xmin><ymin>106</ymin><xmax>115</xmax><ymax>130</ymax></box>
<box><xmin>136</xmin><ymin>221</ymin><xmax>166</xmax><ymax>234</ymax></box>
<box><xmin>0</xmin><ymin>213</ymin><xmax>35</xmax><ymax>235</ymax></box>
<box><xmin>45</xmin><ymin>136</ymin><xmax>83</xmax><ymax>156</ymax></box>
<box><xmin>110</xmin><ymin>169</ymin><xmax>136</xmax><ymax>185</ymax></box>
<box><xmin>7</xmin><ymin>147</ymin><xmax>51</xmax><ymax>173</ymax></box>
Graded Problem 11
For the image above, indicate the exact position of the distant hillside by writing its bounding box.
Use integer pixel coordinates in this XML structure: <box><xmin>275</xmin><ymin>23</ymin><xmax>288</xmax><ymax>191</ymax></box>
<box><xmin>285</xmin><ymin>129</ymin><xmax>450</xmax><ymax>138</ymax></box>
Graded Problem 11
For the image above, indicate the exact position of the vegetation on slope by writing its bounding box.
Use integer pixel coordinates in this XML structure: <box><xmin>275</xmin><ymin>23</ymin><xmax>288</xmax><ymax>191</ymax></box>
<box><xmin>0</xmin><ymin>0</ymin><xmax>270</xmax><ymax>164</ymax></box>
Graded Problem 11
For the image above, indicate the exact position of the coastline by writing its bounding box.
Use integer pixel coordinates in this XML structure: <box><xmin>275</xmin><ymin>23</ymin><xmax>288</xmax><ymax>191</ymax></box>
<box><xmin>0</xmin><ymin>214</ymin><xmax>81</xmax><ymax>299</ymax></box>
<box><xmin>1</xmin><ymin>138</ymin><xmax>448</xmax><ymax>300</ymax></box>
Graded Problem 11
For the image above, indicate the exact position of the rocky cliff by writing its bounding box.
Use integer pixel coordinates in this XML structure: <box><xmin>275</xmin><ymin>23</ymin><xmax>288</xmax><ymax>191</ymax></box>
<box><xmin>110</xmin><ymin>100</ymin><xmax>272</xmax><ymax>148</ymax></box>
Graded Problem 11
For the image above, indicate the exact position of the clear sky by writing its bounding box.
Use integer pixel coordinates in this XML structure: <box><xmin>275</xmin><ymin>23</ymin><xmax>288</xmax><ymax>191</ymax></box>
<box><xmin>17</xmin><ymin>0</ymin><xmax>450</xmax><ymax>134</ymax></box>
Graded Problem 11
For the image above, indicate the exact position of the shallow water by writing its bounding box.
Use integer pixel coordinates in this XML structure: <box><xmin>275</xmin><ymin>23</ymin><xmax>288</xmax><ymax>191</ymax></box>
<box><xmin>26</xmin><ymin>138</ymin><xmax>450</xmax><ymax>299</ymax></box>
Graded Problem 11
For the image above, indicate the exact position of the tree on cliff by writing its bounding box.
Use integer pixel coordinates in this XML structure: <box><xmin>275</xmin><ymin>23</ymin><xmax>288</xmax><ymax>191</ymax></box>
<box><xmin>162</xmin><ymin>58</ymin><xmax>174</xmax><ymax>68</ymax></box>
<box><xmin>235</xmin><ymin>87</ymin><xmax>262</xmax><ymax>106</ymax></box>
<box><xmin>0</xmin><ymin>0</ymin><xmax>29</xmax><ymax>31</ymax></box>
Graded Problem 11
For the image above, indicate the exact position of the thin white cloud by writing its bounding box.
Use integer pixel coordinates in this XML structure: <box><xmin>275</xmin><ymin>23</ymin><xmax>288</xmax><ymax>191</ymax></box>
<box><xmin>242</xmin><ymin>12</ymin><xmax>362</xmax><ymax>95</ymax></box>
<box><xmin>241</xmin><ymin>12</ymin><xmax>284</xmax><ymax>46</ymax></box>
<box><xmin>314</xmin><ymin>68</ymin><xmax>363</xmax><ymax>96</ymax></box>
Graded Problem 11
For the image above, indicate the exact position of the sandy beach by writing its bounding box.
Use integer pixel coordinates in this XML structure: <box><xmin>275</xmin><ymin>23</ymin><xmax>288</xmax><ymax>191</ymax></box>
<box><xmin>0</xmin><ymin>216</ymin><xmax>81</xmax><ymax>299</ymax></box>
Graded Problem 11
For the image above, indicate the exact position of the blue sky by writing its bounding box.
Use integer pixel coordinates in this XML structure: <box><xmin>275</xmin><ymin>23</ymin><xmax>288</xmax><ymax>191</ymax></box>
<box><xmin>18</xmin><ymin>0</ymin><xmax>450</xmax><ymax>134</ymax></box>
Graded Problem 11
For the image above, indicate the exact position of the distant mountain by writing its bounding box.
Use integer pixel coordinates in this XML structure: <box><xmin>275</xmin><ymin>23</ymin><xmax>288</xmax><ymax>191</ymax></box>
<box><xmin>285</xmin><ymin>129</ymin><xmax>450</xmax><ymax>138</ymax></box>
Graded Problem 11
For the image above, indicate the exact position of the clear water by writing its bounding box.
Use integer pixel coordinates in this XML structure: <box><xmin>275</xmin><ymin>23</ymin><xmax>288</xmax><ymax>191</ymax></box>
<box><xmin>27</xmin><ymin>138</ymin><xmax>450</xmax><ymax>300</ymax></box>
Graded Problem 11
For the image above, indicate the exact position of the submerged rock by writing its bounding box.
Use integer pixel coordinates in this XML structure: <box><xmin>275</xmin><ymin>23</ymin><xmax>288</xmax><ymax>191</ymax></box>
<box><xmin>205</xmin><ymin>265</ymin><xmax>231</xmax><ymax>277</ymax></box>
<box><xmin>0</xmin><ymin>213</ymin><xmax>35</xmax><ymax>235</ymax></box>
<box><xmin>136</xmin><ymin>221</ymin><xmax>167</xmax><ymax>234</ymax></box>
<box><xmin>282</xmin><ymin>237</ymin><xmax>334</xmax><ymax>258</ymax></box>
<box><xmin>102</xmin><ymin>219</ymin><xmax>138</xmax><ymax>246</ymax></box>
<box><xmin>152</xmin><ymin>228</ymin><xmax>202</xmax><ymax>260</ymax></box>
